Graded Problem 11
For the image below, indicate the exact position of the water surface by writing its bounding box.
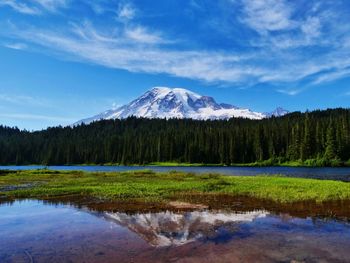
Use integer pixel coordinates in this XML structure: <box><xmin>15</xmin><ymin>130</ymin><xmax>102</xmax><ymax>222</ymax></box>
<box><xmin>1</xmin><ymin>200</ymin><xmax>350</xmax><ymax>263</ymax></box>
<box><xmin>1</xmin><ymin>165</ymin><xmax>350</xmax><ymax>181</ymax></box>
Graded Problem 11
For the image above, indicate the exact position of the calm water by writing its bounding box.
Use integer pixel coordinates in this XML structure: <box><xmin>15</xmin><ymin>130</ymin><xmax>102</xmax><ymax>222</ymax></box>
<box><xmin>1</xmin><ymin>165</ymin><xmax>350</xmax><ymax>181</ymax></box>
<box><xmin>1</xmin><ymin>200</ymin><xmax>350</xmax><ymax>263</ymax></box>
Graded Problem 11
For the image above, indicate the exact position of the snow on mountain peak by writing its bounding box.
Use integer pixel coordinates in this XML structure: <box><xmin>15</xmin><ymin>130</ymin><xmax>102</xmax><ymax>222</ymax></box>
<box><xmin>265</xmin><ymin>107</ymin><xmax>290</xmax><ymax>117</ymax></box>
<box><xmin>172</xmin><ymin>87</ymin><xmax>201</xmax><ymax>100</ymax></box>
<box><xmin>104</xmin><ymin>210</ymin><xmax>268</xmax><ymax>247</ymax></box>
<box><xmin>149</xmin><ymin>87</ymin><xmax>172</xmax><ymax>97</ymax></box>
<box><xmin>75</xmin><ymin>87</ymin><xmax>289</xmax><ymax>125</ymax></box>
<box><xmin>149</xmin><ymin>87</ymin><xmax>201</xmax><ymax>106</ymax></box>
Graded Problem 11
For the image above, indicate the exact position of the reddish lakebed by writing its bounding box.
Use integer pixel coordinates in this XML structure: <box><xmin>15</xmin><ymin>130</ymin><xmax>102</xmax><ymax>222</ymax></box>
<box><xmin>1</xmin><ymin>196</ymin><xmax>350</xmax><ymax>263</ymax></box>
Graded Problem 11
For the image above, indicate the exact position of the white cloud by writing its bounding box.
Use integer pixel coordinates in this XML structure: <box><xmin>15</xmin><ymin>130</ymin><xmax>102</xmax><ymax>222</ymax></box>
<box><xmin>267</xmin><ymin>16</ymin><xmax>323</xmax><ymax>49</ymax></box>
<box><xmin>0</xmin><ymin>0</ymin><xmax>39</xmax><ymax>15</ymax></box>
<box><xmin>3</xmin><ymin>42</ymin><xmax>27</xmax><ymax>50</ymax></box>
<box><xmin>0</xmin><ymin>0</ymin><xmax>68</xmax><ymax>14</ymax></box>
<box><xmin>0</xmin><ymin>94</ymin><xmax>35</xmax><ymax>104</ymax></box>
<box><xmin>125</xmin><ymin>26</ymin><xmax>164</xmax><ymax>44</ymax></box>
<box><xmin>8</xmin><ymin>24</ymin><xmax>257</xmax><ymax>83</ymax></box>
<box><xmin>240</xmin><ymin>1</ymin><xmax>333</xmax><ymax>50</ymax></box>
<box><xmin>313</xmin><ymin>68</ymin><xmax>350</xmax><ymax>85</ymax></box>
<box><xmin>2</xmin><ymin>0</ymin><xmax>350</xmax><ymax>91</ymax></box>
<box><xmin>5</xmin><ymin>19</ymin><xmax>350</xmax><ymax>86</ymax></box>
<box><xmin>87</xmin><ymin>1</ymin><xmax>107</xmax><ymax>15</ymax></box>
<box><xmin>0</xmin><ymin>113</ymin><xmax>74</xmax><ymax>122</ymax></box>
<box><xmin>301</xmin><ymin>16</ymin><xmax>321</xmax><ymax>39</ymax></box>
<box><xmin>30</xmin><ymin>0</ymin><xmax>69</xmax><ymax>12</ymax></box>
<box><xmin>240</xmin><ymin>0</ymin><xmax>296</xmax><ymax>33</ymax></box>
<box><xmin>0</xmin><ymin>94</ymin><xmax>49</xmax><ymax>107</ymax></box>
<box><xmin>276</xmin><ymin>88</ymin><xmax>303</xmax><ymax>96</ymax></box>
<box><xmin>117</xmin><ymin>3</ymin><xmax>135</xmax><ymax>21</ymax></box>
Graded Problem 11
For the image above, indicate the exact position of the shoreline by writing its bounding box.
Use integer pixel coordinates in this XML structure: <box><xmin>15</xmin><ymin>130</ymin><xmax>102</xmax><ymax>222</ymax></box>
<box><xmin>0</xmin><ymin>162</ymin><xmax>349</xmax><ymax>168</ymax></box>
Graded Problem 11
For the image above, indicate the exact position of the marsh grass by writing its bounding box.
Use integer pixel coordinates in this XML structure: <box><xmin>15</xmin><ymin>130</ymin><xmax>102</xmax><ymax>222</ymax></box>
<box><xmin>1</xmin><ymin>170</ymin><xmax>350</xmax><ymax>203</ymax></box>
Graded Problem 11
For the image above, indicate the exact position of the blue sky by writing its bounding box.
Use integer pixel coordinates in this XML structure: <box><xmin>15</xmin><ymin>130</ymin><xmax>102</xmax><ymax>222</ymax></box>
<box><xmin>0</xmin><ymin>0</ymin><xmax>350</xmax><ymax>130</ymax></box>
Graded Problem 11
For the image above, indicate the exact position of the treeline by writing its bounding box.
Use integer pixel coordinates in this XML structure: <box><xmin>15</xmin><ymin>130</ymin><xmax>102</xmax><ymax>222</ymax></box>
<box><xmin>0</xmin><ymin>108</ymin><xmax>349</xmax><ymax>166</ymax></box>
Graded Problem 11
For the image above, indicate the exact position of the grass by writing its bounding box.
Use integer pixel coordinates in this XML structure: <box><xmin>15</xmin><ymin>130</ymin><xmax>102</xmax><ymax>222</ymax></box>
<box><xmin>1</xmin><ymin>169</ymin><xmax>350</xmax><ymax>203</ymax></box>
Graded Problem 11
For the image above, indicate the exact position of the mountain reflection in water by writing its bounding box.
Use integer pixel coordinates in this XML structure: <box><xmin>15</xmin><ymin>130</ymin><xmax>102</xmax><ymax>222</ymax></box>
<box><xmin>2</xmin><ymin>200</ymin><xmax>350</xmax><ymax>263</ymax></box>
<box><xmin>104</xmin><ymin>210</ymin><xmax>268</xmax><ymax>247</ymax></box>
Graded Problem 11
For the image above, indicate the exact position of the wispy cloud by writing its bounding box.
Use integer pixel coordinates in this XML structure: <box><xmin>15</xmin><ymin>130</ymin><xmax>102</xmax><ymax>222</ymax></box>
<box><xmin>3</xmin><ymin>42</ymin><xmax>27</xmax><ymax>50</ymax></box>
<box><xmin>5</xmin><ymin>18</ymin><xmax>350</xmax><ymax>85</ymax></box>
<box><xmin>117</xmin><ymin>2</ymin><xmax>136</xmax><ymax>21</ymax></box>
<box><xmin>124</xmin><ymin>26</ymin><xmax>165</xmax><ymax>44</ymax></box>
<box><xmin>243</xmin><ymin>1</ymin><xmax>332</xmax><ymax>50</ymax></box>
<box><xmin>1</xmin><ymin>0</ymin><xmax>350</xmax><ymax>90</ymax></box>
<box><xmin>0</xmin><ymin>0</ymin><xmax>40</xmax><ymax>15</ymax></box>
<box><xmin>31</xmin><ymin>0</ymin><xmax>69</xmax><ymax>12</ymax></box>
<box><xmin>301</xmin><ymin>16</ymin><xmax>321</xmax><ymax>39</ymax></box>
<box><xmin>276</xmin><ymin>88</ymin><xmax>304</xmax><ymax>96</ymax></box>
<box><xmin>0</xmin><ymin>113</ymin><xmax>75</xmax><ymax>122</ymax></box>
<box><xmin>9</xmin><ymin>24</ymin><xmax>253</xmax><ymax>83</ymax></box>
<box><xmin>313</xmin><ymin>68</ymin><xmax>350</xmax><ymax>85</ymax></box>
<box><xmin>86</xmin><ymin>0</ymin><xmax>117</xmax><ymax>15</ymax></box>
<box><xmin>0</xmin><ymin>94</ymin><xmax>50</xmax><ymax>107</ymax></box>
<box><xmin>240</xmin><ymin>0</ymin><xmax>296</xmax><ymax>34</ymax></box>
<box><xmin>0</xmin><ymin>0</ymin><xmax>68</xmax><ymax>15</ymax></box>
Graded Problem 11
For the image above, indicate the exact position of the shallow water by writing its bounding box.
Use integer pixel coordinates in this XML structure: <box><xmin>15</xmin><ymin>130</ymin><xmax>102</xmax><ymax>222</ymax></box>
<box><xmin>1</xmin><ymin>200</ymin><xmax>350</xmax><ymax>263</ymax></box>
<box><xmin>1</xmin><ymin>165</ymin><xmax>350</xmax><ymax>181</ymax></box>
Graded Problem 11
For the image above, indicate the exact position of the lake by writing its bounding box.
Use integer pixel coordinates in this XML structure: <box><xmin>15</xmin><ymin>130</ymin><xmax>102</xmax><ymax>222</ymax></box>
<box><xmin>1</xmin><ymin>165</ymin><xmax>350</xmax><ymax>181</ymax></box>
<box><xmin>1</xmin><ymin>199</ymin><xmax>350</xmax><ymax>263</ymax></box>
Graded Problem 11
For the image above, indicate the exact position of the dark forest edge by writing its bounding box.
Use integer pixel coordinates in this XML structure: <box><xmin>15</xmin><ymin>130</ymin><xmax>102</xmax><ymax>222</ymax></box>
<box><xmin>0</xmin><ymin>108</ymin><xmax>349</xmax><ymax>167</ymax></box>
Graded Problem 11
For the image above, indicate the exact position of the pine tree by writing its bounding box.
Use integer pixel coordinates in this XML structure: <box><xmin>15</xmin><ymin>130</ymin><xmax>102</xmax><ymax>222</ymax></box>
<box><xmin>324</xmin><ymin>122</ymin><xmax>337</xmax><ymax>161</ymax></box>
<box><xmin>0</xmin><ymin>108</ymin><xmax>349</xmax><ymax>166</ymax></box>
<box><xmin>300</xmin><ymin>114</ymin><xmax>312</xmax><ymax>161</ymax></box>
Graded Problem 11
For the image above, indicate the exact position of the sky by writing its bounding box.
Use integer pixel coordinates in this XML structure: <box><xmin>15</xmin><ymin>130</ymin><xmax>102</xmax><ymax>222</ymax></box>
<box><xmin>0</xmin><ymin>0</ymin><xmax>350</xmax><ymax>130</ymax></box>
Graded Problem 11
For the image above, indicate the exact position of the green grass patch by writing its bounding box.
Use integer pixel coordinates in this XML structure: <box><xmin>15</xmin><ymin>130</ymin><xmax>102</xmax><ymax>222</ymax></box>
<box><xmin>1</xmin><ymin>170</ymin><xmax>350</xmax><ymax>203</ymax></box>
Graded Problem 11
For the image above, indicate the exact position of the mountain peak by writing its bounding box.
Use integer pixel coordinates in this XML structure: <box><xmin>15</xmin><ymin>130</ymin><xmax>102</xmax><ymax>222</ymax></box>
<box><xmin>265</xmin><ymin>107</ymin><xmax>290</xmax><ymax>117</ymax></box>
<box><xmin>75</xmin><ymin>87</ymin><xmax>288</xmax><ymax>125</ymax></box>
<box><xmin>150</xmin><ymin>87</ymin><xmax>201</xmax><ymax>101</ymax></box>
<box><xmin>149</xmin><ymin>86</ymin><xmax>171</xmax><ymax>95</ymax></box>
<box><xmin>104</xmin><ymin>210</ymin><xmax>268</xmax><ymax>247</ymax></box>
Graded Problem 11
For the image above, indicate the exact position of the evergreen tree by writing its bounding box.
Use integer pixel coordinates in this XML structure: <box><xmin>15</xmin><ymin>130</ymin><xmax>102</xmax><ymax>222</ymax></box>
<box><xmin>324</xmin><ymin>122</ymin><xmax>337</xmax><ymax>161</ymax></box>
<box><xmin>0</xmin><ymin>109</ymin><xmax>349</xmax><ymax>166</ymax></box>
<box><xmin>300</xmin><ymin>114</ymin><xmax>312</xmax><ymax>161</ymax></box>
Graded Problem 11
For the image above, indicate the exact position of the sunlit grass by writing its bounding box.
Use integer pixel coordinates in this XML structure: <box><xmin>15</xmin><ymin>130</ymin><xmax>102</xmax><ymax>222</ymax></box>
<box><xmin>1</xmin><ymin>169</ymin><xmax>350</xmax><ymax>203</ymax></box>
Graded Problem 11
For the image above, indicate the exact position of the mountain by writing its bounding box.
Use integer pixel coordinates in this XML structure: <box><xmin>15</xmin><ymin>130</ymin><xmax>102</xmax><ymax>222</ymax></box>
<box><xmin>104</xmin><ymin>210</ymin><xmax>268</xmax><ymax>247</ymax></box>
<box><xmin>75</xmin><ymin>87</ymin><xmax>288</xmax><ymax>125</ymax></box>
<box><xmin>264</xmin><ymin>107</ymin><xmax>290</xmax><ymax>117</ymax></box>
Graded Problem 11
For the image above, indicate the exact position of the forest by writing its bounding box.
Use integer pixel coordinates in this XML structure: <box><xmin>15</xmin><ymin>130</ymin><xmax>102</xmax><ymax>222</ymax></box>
<box><xmin>0</xmin><ymin>108</ymin><xmax>349</xmax><ymax>166</ymax></box>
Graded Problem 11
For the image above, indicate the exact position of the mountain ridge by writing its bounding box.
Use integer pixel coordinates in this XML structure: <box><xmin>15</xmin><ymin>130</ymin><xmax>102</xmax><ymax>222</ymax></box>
<box><xmin>75</xmin><ymin>87</ymin><xmax>288</xmax><ymax>125</ymax></box>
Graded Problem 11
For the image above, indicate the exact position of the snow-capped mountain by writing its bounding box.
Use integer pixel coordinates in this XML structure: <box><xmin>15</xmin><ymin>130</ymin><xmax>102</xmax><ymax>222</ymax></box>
<box><xmin>264</xmin><ymin>107</ymin><xmax>290</xmax><ymax>117</ymax></box>
<box><xmin>75</xmin><ymin>87</ymin><xmax>288</xmax><ymax>125</ymax></box>
<box><xmin>104</xmin><ymin>210</ymin><xmax>268</xmax><ymax>247</ymax></box>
